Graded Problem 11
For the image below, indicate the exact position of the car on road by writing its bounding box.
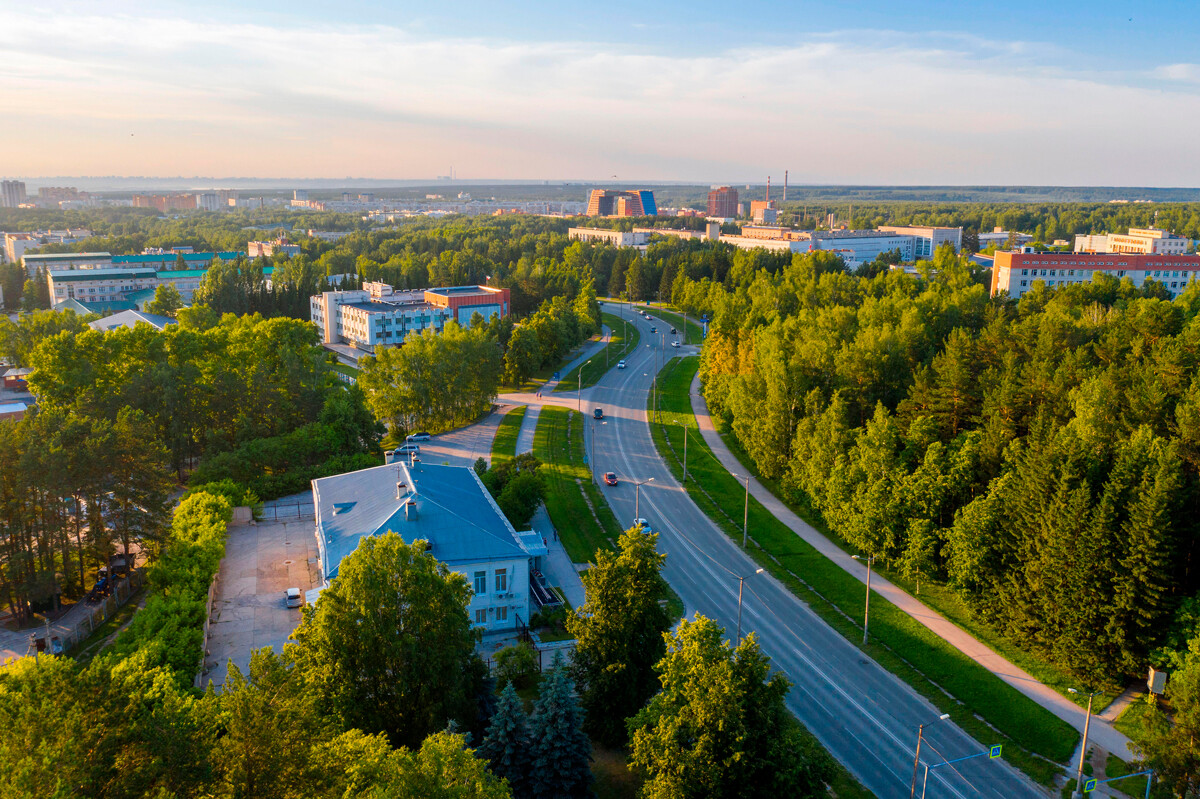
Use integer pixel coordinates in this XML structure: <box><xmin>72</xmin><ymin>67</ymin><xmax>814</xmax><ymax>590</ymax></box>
<box><xmin>285</xmin><ymin>587</ymin><xmax>303</xmax><ymax>609</ymax></box>
<box><xmin>650</xmin><ymin>326</ymin><xmax>656</xmax><ymax>333</ymax></box>
<box><xmin>604</xmin><ymin>472</ymin><xmax>618</xmax><ymax>486</ymax></box>
<box><xmin>671</xmin><ymin>340</ymin><xmax>680</xmax><ymax>348</ymax></box>
<box><xmin>617</xmin><ymin>360</ymin><xmax>626</xmax><ymax>369</ymax></box>
<box><xmin>593</xmin><ymin>408</ymin><xmax>604</xmax><ymax>419</ymax></box>
<box><xmin>670</xmin><ymin>327</ymin><xmax>676</xmax><ymax>334</ymax></box>
<box><xmin>407</xmin><ymin>432</ymin><xmax>431</xmax><ymax>442</ymax></box>
<box><xmin>632</xmin><ymin>518</ymin><xmax>652</xmax><ymax>532</ymax></box>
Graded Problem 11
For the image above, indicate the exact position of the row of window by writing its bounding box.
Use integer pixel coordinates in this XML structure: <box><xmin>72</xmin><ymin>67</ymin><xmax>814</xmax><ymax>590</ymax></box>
<box><xmin>473</xmin><ymin>568</ymin><xmax>508</xmax><ymax>595</ymax></box>
<box><xmin>1021</xmin><ymin>268</ymin><xmax>1196</xmax><ymax>279</ymax></box>
<box><xmin>475</xmin><ymin>606</ymin><xmax>509</xmax><ymax>624</ymax></box>
<box><xmin>1019</xmin><ymin>279</ymin><xmax>1185</xmax><ymax>290</ymax></box>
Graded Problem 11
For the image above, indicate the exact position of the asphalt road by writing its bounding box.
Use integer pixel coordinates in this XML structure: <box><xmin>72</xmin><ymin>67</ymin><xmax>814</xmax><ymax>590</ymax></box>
<box><xmin>584</xmin><ymin>303</ymin><xmax>1048</xmax><ymax>799</ymax></box>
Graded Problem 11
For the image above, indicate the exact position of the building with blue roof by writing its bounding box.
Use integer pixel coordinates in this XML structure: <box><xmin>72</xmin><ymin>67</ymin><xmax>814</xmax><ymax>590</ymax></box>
<box><xmin>311</xmin><ymin>461</ymin><xmax>546</xmax><ymax>631</ymax></box>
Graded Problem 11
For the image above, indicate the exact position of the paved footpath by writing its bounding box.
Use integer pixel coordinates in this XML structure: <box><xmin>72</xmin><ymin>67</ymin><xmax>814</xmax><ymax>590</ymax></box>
<box><xmin>688</xmin><ymin>371</ymin><xmax>1134</xmax><ymax>763</ymax></box>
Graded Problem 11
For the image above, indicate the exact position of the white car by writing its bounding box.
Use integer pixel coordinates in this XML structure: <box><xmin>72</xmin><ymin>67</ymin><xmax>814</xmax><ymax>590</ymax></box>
<box><xmin>671</xmin><ymin>340</ymin><xmax>680</xmax><ymax>348</ymax></box>
<box><xmin>617</xmin><ymin>360</ymin><xmax>627</xmax><ymax>369</ymax></box>
<box><xmin>632</xmin><ymin>518</ymin><xmax>652</xmax><ymax>533</ymax></box>
<box><xmin>285</xmin><ymin>587</ymin><xmax>303</xmax><ymax>609</ymax></box>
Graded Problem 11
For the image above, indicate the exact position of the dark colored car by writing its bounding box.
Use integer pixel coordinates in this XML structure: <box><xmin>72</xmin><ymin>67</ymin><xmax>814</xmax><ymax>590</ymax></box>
<box><xmin>650</xmin><ymin>326</ymin><xmax>657</xmax><ymax>333</ymax></box>
<box><xmin>604</xmin><ymin>472</ymin><xmax>618</xmax><ymax>486</ymax></box>
<box><xmin>594</xmin><ymin>408</ymin><xmax>604</xmax><ymax>419</ymax></box>
<box><xmin>670</xmin><ymin>327</ymin><xmax>677</xmax><ymax>334</ymax></box>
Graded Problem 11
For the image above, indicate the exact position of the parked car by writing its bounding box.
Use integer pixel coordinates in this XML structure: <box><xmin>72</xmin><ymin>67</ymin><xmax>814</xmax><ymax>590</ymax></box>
<box><xmin>407</xmin><ymin>432</ymin><xmax>431</xmax><ymax>442</ymax></box>
<box><xmin>672</xmin><ymin>340</ymin><xmax>680</xmax><ymax>348</ymax></box>
<box><xmin>593</xmin><ymin>408</ymin><xmax>604</xmax><ymax>419</ymax></box>
<box><xmin>632</xmin><ymin>518</ymin><xmax>652</xmax><ymax>533</ymax></box>
<box><xmin>396</xmin><ymin>443</ymin><xmax>421</xmax><ymax>455</ymax></box>
<box><xmin>604</xmin><ymin>472</ymin><xmax>618</xmax><ymax>486</ymax></box>
<box><xmin>617</xmin><ymin>360</ymin><xmax>626</xmax><ymax>369</ymax></box>
<box><xmin>286</xmin><ymin>587</ymin><xmax>303</xmax><ymax>609</ymax></box>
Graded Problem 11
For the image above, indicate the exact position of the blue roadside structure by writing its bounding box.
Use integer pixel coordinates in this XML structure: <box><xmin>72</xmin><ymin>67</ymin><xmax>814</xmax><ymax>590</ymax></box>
<box><xmin>920</xmin><ymin>745</ymin><xmax>1003</xmax><ymax>799</ymax></box>
<box><xmin>1083</xmin><ymin>769</ymin><xmax>1154</xmax><ymax>799</ymax></box>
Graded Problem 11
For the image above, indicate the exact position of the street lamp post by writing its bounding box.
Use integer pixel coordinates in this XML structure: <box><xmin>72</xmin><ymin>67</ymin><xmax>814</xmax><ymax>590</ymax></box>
<box><xmin>634</xmin><ymin>477</ymin><xmax>654</xmax><ymax>521</ymax></box>
<box><xmin>736</xmin><ymin>568</ymin><xmax>764</xmax><ymax>644</ymax></box>
<box><xmin>1069</xmin><ymin>688</ymin><xmax>1102</xmax><ymax>798</ymax></box>
<box><xmin>851</xmin><ymin>554</ymin><xmax>876</xmax><ymax>646</ymax></box>
<box><xmin>683</xmin><ymin>426</ymin><xmax>688</xmax><ymax>483</ymax></box>
<box><xmin>577</xmin><ymin>359</ymin><xmax>591</xmax><ymax>413</ymax></box>
<box><xmin>910</xmin><ymin>713</ymin><xmax>951</xmax><ymax>798</ymax></box>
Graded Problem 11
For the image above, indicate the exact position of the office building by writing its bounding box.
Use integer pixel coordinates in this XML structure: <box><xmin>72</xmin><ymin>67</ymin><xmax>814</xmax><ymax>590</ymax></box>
<box><xmin>877</xmin><ymin>225</ymin><xmax>963</xmax><ymax>258</ymax></box>
<box><xmin>23</xmin><ymin>252</ymin><xmax>115</xmax><ymax>274</ymax></box>
<box><xmin>247</xmin><ymin>237</ymin><xmax>301</xmax><ymax>258</ymax></box>
<box><xmin>991</xmin><ymin>251</ymin><xmax>1200</xmax><ymax>299</ymax></box>
<box><xmin>1073</xmin><ymin>227</ymin><xmax>1190</xmax><ymax>255</ymax></box>
<box><xmin>132</xmin><ymin>193</ymin><xmax>199</xmax><ymax>212</ymax></box>
<box><xmin>707</xmin><ymin>186</ymin><xmax>739</xmax><ymax>218</ymax></box>
<box><xmin>568</xmin><ymin>228</ymin><xmax>649</xmax><ymax>247</ymax></box>
<box><xmin>48</xmin><ymin>258</ymin><xmax>266</xmax><ymax>306</ymax></box>
<box><xmin>1</xmin><ymin>181</ymin><xmax>27</xmax><ymax>208</ymax></box>
<box><xmin>311</xmin><ymin>461</ymin><xmax>548</xmax><ymax>631</ymax></box>
<box><xmin>722</xmin><ymin>227</ymin><xmax>916</xmax><ymax>265</ymax></box>
<box><xmin>586</xmin><ymin>189</ymin><xmax>657</xmax><ymax>217</ymax></box>
<box><xmin>310</xmin><ymin>283</ymin><xmax>510</xmax><ymax>352</ymax></box>
<box><xmin>978</xmin><ymin>227</ymin><xmax>1033</xmax><ymax>251</ymax></box>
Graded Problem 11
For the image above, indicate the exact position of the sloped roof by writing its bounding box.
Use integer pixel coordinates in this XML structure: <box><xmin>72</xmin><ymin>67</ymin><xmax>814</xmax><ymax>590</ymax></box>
<box><xmin>52</xmin><ymin>298</ymin><xmax>137</xmax><ymax>314</ymax></box>
<box><xmin>88</xmin><ymin>310</ymin><xmax>177</xmax><ymax>332</ymax></box>
<box><xmin>312</xmin><ymin>462</ymin><xmax>530</xmax><ymax>581</ymax></box>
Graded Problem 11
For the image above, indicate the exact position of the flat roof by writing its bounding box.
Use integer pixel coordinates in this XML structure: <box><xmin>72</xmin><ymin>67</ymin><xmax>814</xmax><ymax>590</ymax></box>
<box><xmin>24</xmin><ymin>252</ymin><xmax>112</xmax><ymax>260</ymax></box>
<box><xmin>425</xmin><ymin>285</ymin><xmax>499</xmax><ymax>297</ymax></box>
<box><xmin>0</xmin><ymin>402</ymin><xmax>27</xmax><ymax>414</ymax></box>
<box><xmin>113</xmin><ymin>251</ymin><xmax>241</xmax><ymax>264</ymax></box>
<box><xmin>49</xmin><ymin>268</ymin><xmax>157</xmax><ymax>281</ymax></box>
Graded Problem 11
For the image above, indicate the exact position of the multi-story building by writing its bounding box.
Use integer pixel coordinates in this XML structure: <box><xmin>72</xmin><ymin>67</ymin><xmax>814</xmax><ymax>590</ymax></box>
<box><xmin>311</xmin><ymin>461</ymin><xmax>547</xmax><ymax>631</ymax></box>
<box><xmin>48</xmin><ymin>259</ymin><xmax>269</xmax><ymax>307</ymax></box>
<box><xmin>114</xmin><ymin>251</ymin><xmax>241</xmax><ymax>271</ymax></box>
<box><xmin>23</xmin><ymin>252</ymin><xmax>115</xmax><ymax>274</ymax></box>
<box><xmin>721</xmin><ymin>227</ymin><xmax>917</xmax><ymax>265</ymax></box>
<box><xmin>707</xmin><ymin>186</ymin><xmax>738</xmax><ymax>218</ymax></box>
<box><xmin>991</xmin><ymin>251</ymin><xmax>1200</xmax><ymax>299</ymax></box>
<box><xmin>1073</xmin><ymin>227</ymin><xmax>1190</xmax><ymax>255</ymax></box>
<box><xmin>247</xmin><ymin>237</ymin><xmax>301</xmax><ymax>258</ymax></box>
<box><xmin>877</xmin><ymin>225</ymin><xmax>963</xmax><ymax>258</ymax></box>
<box><xmin>310</xmin><ymin>283</ymin><xmax>510</xmax><ymax>351</ymax></box>
<box><xmin>978</xmin><ymin>227</ymin><xmax>1033</xmax><ymax>251</ymax></box>
<box><xmin>1</xmin><ymin>180</ymin><xmax>27</xmax><ymax>208</ymax></box>
<box><xmin>132</xmin><ymin>193</ymin><xmax>199</xmax><ymax>212</ymax></box>
<box><xmin>568</xmin><ymin>228</ymin><xmax>648</xmax><ymax>247</ymax></box>
<box><xmin>4</xmin><ymin>229</ymin><xmax>94</xmax><ymax>265</ymax></box>
<box><xmin>586</xmin><ymin>189</ymin><xmax>657</xmax><ymax>217</ymax></box>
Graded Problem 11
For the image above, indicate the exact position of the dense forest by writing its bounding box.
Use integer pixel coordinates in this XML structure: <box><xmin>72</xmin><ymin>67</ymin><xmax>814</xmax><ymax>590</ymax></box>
<box><xmin>660</xmin><ymin>244</ymin><xmax>1200</xmax><ymax>687</ymax></box>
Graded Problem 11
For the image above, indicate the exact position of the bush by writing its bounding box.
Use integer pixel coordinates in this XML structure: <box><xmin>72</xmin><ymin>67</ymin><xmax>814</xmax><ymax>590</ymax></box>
<box><xmin>493</xmin><ymin>642</ymin><xmax>539</xmax><ymax>691</ymax></box>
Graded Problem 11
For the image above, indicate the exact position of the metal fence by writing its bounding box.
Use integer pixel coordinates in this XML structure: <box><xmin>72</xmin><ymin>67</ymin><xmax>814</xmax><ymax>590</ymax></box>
<box><xmin>256</xmin><ymin>502</ymin><xmax>315</xmax><ymax>522</ymax></box>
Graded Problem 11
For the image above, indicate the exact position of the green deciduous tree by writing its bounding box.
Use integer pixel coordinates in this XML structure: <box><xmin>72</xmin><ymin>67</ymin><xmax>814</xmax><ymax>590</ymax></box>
<box><xmin>567</xmin><ymin>527</ymin><xmax>672</xmax><ymax>747</ymax></box>
<box><xmin>147</xmin><ymin>282</ymin><xmax>185</xmax><ymax>317</ymax></box>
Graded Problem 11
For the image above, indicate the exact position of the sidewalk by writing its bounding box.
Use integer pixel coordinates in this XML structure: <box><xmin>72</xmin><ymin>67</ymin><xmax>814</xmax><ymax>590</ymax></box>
<box><xmin>528</xmin><ymin>505</ymin><xmax>586</xmax><ymax>609</ymax></box>
<box><xmin>687</xmin><ymin>371</ymin><xmax>1134</xmax><ymax>761</ymax></box>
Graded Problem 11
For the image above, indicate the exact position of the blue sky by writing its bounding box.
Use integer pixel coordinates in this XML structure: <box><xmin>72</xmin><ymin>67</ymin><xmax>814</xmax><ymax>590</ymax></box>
<box><xmin>3</xmin><ymin>1</ymin><xmax>1199</xmax><ymax>184</ymax></box>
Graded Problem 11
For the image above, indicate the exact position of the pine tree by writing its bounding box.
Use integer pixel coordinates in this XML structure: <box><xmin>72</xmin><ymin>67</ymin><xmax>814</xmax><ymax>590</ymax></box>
<box><xmin>528</xmin><ymin>654</ymin><xmax>592</xmax><ymax>799</ymax></box>
<box><xmin>478</xmin><ymin>683</ymin><xmax>533</xmax><ymax>799</ymax></box>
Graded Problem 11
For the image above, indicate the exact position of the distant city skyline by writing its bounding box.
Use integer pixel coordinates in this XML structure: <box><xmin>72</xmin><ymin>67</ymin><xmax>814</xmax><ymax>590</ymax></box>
<box><xmin>4</xmin><ymin>1</ymin><xmax>1200</xmax><ymax>186</ymax></box>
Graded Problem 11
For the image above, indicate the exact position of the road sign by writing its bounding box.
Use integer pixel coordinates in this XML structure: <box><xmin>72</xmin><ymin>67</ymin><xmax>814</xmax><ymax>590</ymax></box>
<box><xmin>1083</xmin><ymin>778</ymin><xmax>1097</xmax><ymax>793</ymax></box>
<box><xmin>989</xmin><ymin>744</ymin><xmax>1002</xmax><ymax>759</ymax></box>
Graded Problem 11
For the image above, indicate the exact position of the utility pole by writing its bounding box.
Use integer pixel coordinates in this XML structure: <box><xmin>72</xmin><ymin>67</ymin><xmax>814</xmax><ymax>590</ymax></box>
<box><xmin>852</xmin><ymin>554</ymin><xmax>876</xmax><ymax>646</ymax></box>
<box><xmin>683</xmin><ymin>426</ymin><xmax>688</xmax><ymax>483</ymax></box>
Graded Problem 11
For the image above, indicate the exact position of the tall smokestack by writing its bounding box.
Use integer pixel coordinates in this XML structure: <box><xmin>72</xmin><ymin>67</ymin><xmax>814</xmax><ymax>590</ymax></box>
<box><xmin>766</xmin><ymin>176</ymin><xmax>771</xmax><ymax>203</ymax></box>
<box><xmin>784</xmin><ymin>170</ymin><xmax>788</xmax><ymax>202</ymax></box>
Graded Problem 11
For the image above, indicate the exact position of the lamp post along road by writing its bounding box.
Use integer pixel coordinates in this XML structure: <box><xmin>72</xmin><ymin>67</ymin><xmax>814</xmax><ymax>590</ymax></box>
<box><xmin>577</xmin><ymin>359</ymin><xmax>591</xmax><ymax>413</ymax></box>
<box><xmin>851</xmin><ymin>554</ymin><xmax>876</xmax><ymax>646</ymax></box>
<box><xmin>736</xmin><ymin>568</ymin><xmax>764</xmax><ymax>644</ymax></box>
<box><xmin>910</xmin><ymin>713</ymin><xmax>951</xmax><ymax>798</ymax></box>
<box><xmin>1069</xmin><ymin>688</ymin><xmax>1101</xmax><ymax>798</ymax></box>
<box><xmin>732</xmin><ymin>475</ymin><xmax>751</xmax><ymax>547</ymax></box>
<box><xmin>634</xmin><ymin>478</ymin><xmax>654</xmax><ymax>521</ymax></box>
<box><xmin>683</xmin><ymin>425</ymin><xmax>688</xmax><ymax>483</ymax></box>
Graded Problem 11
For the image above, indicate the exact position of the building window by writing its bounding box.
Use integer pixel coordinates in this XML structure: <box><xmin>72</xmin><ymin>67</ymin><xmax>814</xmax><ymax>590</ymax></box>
<box><xmin>1020</xmin><ymin>280</ymin><xmax>1027</xmax><ymax>287</ymax></box>
<box><xmin>475</xmin><ymin>609</ymin><xmax>487</xmax><ymax>624</ymax></box>
<box><xmin>474</xmin><ymin>571</ymin><xmax>486</xmax><ymax>595</ymax></box>
<box><xmin>496</xmin><ymin>606</ymin><xmax>508</xmax><ymax>622</ymax></box>
<box><xmin>495</xmin><ymin>568</ymin><xmax>507</xmax><ymax>593</ymax></box>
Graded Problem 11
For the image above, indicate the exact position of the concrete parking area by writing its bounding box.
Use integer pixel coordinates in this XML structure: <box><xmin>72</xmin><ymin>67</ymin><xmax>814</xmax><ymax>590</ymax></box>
<box><xmin>203</xmin><ymin>516</ymin><xmax>318</xmax><ymax>688</ymax></box>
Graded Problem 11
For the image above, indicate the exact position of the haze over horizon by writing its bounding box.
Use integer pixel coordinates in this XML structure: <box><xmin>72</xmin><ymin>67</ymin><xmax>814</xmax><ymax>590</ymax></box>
<box><xmin>4</xmin><ymin>0</ymin><xmax>1200</xmax><ymax>186</ymax></box>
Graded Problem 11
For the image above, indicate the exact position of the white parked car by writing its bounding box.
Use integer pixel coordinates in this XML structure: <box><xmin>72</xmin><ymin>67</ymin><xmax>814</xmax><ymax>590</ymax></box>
<box><xmin>285</xmin><ymin>587</ymin><xmax>303</xmax><ymax>609</ymax></box>
<box><xmin>617</xmin><ymin>360</ymin><xmax>627</xmax><ymax>369</ymax></box>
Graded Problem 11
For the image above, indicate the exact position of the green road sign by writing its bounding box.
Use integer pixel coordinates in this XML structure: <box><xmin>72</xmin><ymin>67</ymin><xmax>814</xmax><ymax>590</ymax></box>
<box><xmin>1083</xmin><ymin>778</ymin><xmax>1098</xmax><ymax>793</ymax></box>
<box><xmin>989</xmin><ymin>745</ymin><xmax>1003</xmax><ymax>759</ymax></box>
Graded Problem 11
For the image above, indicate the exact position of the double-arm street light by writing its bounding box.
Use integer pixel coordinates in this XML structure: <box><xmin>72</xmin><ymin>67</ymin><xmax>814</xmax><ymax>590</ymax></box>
<box><xmin>850</xmin><ymin>554</ymin><xmax>877</xmax><ymax>646</ymax></box>
<box><xmin>1069</xmin><ymin>688</ymin><xmax>1102</xmax><ymax>798</ymax></box>
<box><xmin>736</xmin><ymin>568</ymin><xmax>765</xmax><ymax>644</ymax></box>
<box><xmin>910</xmin><ymin>713</ymin><xmax>951</xmax><ymax>798</ymax></box>
<box><xmin>634</xmin><ymin>477</ymin><xmax>654</xmax><ymax>520</ymax></box>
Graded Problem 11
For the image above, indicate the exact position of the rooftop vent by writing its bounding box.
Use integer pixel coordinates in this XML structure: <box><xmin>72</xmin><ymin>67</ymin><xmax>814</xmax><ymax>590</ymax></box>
<box><xmin>396</xmin><ymin>481</ymin><xmax>407</xmax><ymax>499</ymax></box>
<box><xmin>404</xmin><ymin>499</ymin><xmax>418</xmax><ymax>521</ymax></box>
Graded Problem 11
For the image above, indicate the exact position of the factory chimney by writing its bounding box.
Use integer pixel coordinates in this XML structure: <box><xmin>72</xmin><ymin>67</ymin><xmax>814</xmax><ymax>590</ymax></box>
<box><xmin>784</xmin><ymin>170</ymin><xmax>788</xmax><ymax>202</ymax></box>
<box><xmin>766</xmin><ymin>176</ymin><xmax>771</xmax><ymax>203</ymax></box>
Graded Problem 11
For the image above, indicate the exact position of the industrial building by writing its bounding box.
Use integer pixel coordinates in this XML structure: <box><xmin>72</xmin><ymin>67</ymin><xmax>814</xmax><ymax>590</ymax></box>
<box><xmin>585</xmin><ymin>189</ymin><xmax>657</xmax><ymax>217</ymax></box>
<box><xmin>311</xmin><ymin>461</ymin><xmax>548</xmax><ymax>631</ymax></box>
<box><xmin>1073</xmin><ymin>227</ymin><xmax>1191</xmax><ymax>255</ymax></box>
<box><xmin>877</xmin><ymin>225</ymin><xmax>963</xmax><ymax>258</ymax></box>
<box><xmin>991</xmin><ymin>251</ymin><xmax>1200</xmax><ymax>298</ymax></box>
<box><xmin>310</xmin><ymin>282</ymin><xmax>510</xmax><ymax>352</ymax></box>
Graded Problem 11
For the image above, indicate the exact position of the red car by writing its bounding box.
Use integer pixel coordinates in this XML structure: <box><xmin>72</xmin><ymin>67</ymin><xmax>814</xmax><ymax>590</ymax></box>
<box><xmin>604</xmin><ymin>472</ymin><xmax>618</xmax><ymax>486</ymax></box>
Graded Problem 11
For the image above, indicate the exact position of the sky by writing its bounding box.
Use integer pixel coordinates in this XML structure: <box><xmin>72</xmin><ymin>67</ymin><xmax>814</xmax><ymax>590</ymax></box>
<box><xmin>3</xmin><ymin>0</ymin><xmax>1200</xmax><ymax>185</ymax></box>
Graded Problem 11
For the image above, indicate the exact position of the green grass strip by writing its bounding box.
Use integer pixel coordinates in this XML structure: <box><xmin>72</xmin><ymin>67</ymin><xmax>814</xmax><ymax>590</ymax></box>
<box><xmin>648</xmin><ymin>356</ymin><xmax>1077</xmax><ymax>786</ymax></box>
<box><xmin>554</xmin><ymin>313</ymin><xmax>641</xmax><ymax>393</ymax></box>
<box><xmin>490</xmin><ymin>405</ymin><xmax>526</xmax><ymax>467</ymax></box>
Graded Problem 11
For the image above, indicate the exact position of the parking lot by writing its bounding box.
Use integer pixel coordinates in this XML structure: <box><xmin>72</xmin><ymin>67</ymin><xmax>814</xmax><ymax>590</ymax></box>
<box><xmin>202</xmin><ymin>516</ymin><xmax>318</xmax><ymax>688</ymax></box>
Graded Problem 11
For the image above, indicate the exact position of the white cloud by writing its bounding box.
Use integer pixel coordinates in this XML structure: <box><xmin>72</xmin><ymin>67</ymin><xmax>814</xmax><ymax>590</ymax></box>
<box><xmin>1155</xmin><ymin>63</ymin><xmax>1200</xmax><ymax>82</ymax></box>
<box><xmin>1</xmin><ymin>8</ymin><xmax>1199</xmax><ymax>183</ymax></box>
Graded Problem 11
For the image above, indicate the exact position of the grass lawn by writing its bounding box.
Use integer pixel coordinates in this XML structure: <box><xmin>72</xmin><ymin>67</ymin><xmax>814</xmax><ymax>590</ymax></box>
<box><xmin>1114</xmin><ymin>694</ymin><xmax>1156</xmax><ymax>740</ymax></box>
<box><xmin>714</xmin><ymin>422</ymin><xmax>1124</xmax><ymax>713</ymax></box>
<box><xmin>328</xmin><ymin>361</ymin><xmax>359</xmax><ymax>380</ymax></box>
<box><xmin>647</xmin><ymin>356</ymin><xmax>1077</xmax><ymax>786</ymax></box>
<box><xmin>533</xmin><ymin>406</ymin><xmax>624</xmax><ymax>563</ymax></box>
<box><xmin>490</xmin><ymin>405</ymin><xmax>525</xmax><ymax>467</ymax></box>
<box><xmin>555</xmin><ymin>312</ymin><xmax>641</xmax><ymax>393</ymax></box>
<box><xmin>1104</xmin><ymin>754</ymin><xmax>1161</xmax><ymax>798</ymax></box>
<box><xmin>592</xmin><ymin>744</ymin><xmax>639</xmax><ymax>799</ymax></box>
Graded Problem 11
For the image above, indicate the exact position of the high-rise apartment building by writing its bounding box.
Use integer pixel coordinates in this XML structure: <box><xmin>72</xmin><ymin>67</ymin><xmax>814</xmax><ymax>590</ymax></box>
<box><xmin>707</xmin><ymin>186</ymin><xmax>738</xmax><ymax>218</ymax></box>
<box><xmin>1</xmin><ymin>180</ymin><xmax>27</xmax><ymax>208</ymax></box>
<box><xmin>586</xmin><ymin>189</ymin><xmax>657</xmax><ymax>217</ymax></box>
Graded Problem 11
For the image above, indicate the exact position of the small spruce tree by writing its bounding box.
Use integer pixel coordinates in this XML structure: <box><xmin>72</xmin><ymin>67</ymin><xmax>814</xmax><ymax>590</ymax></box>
<box><xmin>528</xmin><ymin>654</ymin><xmax>592</xmax><ymax>799</ymax></box>
<box><xmin>478</xmin><ymin>682</ymin><xmax>533</xmax><ymax>798</ymax></box>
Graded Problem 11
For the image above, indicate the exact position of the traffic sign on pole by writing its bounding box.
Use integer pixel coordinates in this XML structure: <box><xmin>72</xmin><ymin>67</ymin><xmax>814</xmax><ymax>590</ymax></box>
<box><xmin>1083</xmin><ymin>778</ymin><xmax>1098</xmax><ymax>793</ymax></box>
<box><xmin>989</xmin><ymin>745</ymin><xmax>1003</xmax><ymax>759</ymax></box>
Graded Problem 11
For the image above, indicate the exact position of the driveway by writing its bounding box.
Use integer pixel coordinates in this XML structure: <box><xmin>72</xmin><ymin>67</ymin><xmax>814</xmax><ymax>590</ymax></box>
<box><xmin>203</xmin><ymin>516</ymin><xmax>319</xmax><ymax>688</ymax></box>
